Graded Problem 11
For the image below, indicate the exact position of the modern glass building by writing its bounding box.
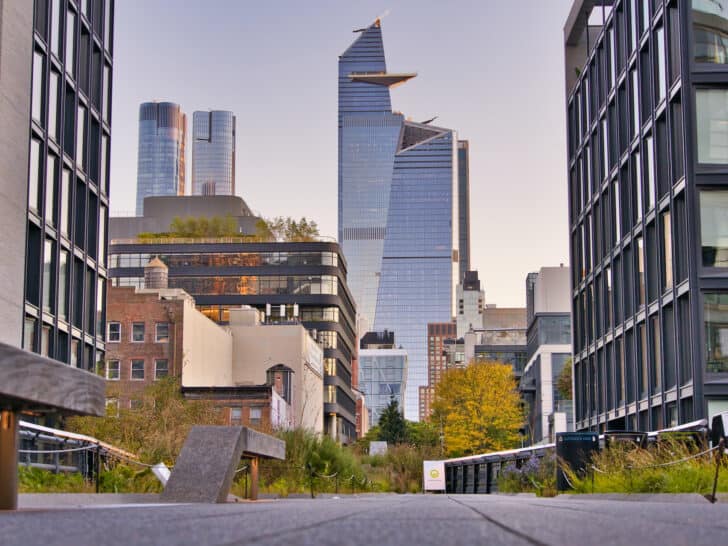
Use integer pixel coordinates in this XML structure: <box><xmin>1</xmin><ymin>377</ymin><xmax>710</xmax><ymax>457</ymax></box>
<box><xmin>136</xmin><ymin>101</ymin><xmax>186</xmax><ymax>215</ymax></box>
<box><xmin>191</xmin><ymin>110</ymin><xmax>236</xmax><ymax>196</ymax></box>
<box><xmin>458</xmin><ymin>140</ymin><xmax>471</xmax><ymax>282</ymax></box>
<box><xmin>565</xmin><ymin>0</ymin><xmax>728</xmax><ymax>433</ymax></box>
<box><xmin>358</xmin><ymin>348</ymin><xmax>407</xmax><ymax>427</ymax></box>
<box><xmin>0</xmin><ymin>0</ymin><xmax>114</xmax><ymax>370</ymax></box>
<box><xmin>107</xmin><ymin>240</ymin><xmax>358</xmax><ymax>441</ymax></box>
<box><xmin>338</xmin><ymin>20</ymin><xmax>459</xmax><ymax>420</ymax></box>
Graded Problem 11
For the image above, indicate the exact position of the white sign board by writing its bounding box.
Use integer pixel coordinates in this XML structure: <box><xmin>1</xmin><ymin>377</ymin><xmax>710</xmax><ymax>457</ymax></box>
<box><xmin>423</xmin><ymin>460</ymin><xmax>446</xmax><ymax>491</ymax></box>
<box><xmin>369</xmin><ymin>441</ymin><xmax>388</xmax><ymax>456</ymax></box>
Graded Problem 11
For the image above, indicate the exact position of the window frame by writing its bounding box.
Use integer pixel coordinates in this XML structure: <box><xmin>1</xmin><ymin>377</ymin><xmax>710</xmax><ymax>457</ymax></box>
<box><xmin>154</xmin><ymin>359</ymin><xmax>168</xmax><ymax>380</ymax></box>
<box><xmin>106</xmin><ymin>359</ymin><xmax>120</xmax><ymax>380</ymax></box>
<box><xmin>107</xmin><ymin>321</ymin><xmax>121</xmax><ymax>342</ymax></box>
<box><xmin>130</xmin><ymin>359</ymin><xmax>145</xmax><ymax>380</ymax></box>
<box><xmin>155</xmin><ymin>322</ymin><xmax>170</xmax><ymax>343</ymax></box>
<box><xmin>131</xmin><ymin>322</ymin><xmax>145</xmax><ymax>343</ymax></box>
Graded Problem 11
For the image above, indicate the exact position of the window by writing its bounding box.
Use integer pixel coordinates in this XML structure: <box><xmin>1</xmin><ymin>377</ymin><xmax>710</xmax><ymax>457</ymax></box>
<box><xmin>705</xmin><ymin>293</ymin><xmax>728</xmax><ymax>373</ymax></box>
<box><xmin>46</xmin><ymin>154</ymin><xmax>57</xmax><ymax>226</ymax></box>
<box><xmin>105</xmin><ymin>398</ymin><xmax>119</xmax><ymax>417</ymax></box>
<box><xmin>66</xmin><ymin>8</ymin><xmax>76</xmax><ymax>77</ymax></box>
<box><xmin>131</xmin><ymin>359</ymin><xmax>145</xmax><ymax>380</ymax></box>
<box><xmin>131</xmin><ymin>322</ymin><xmax>144</xmax><ymax>342</ymax></box>
<box><xmin>49</xmin><ymin>70</ymin><xmax>60</xmax><ymax>141</ymax></box>
<box><xmin>32</xmin><ymin>51</ymin><xmax>45</xmax><ymax>126</ymax></box>
<box><xmin>250</xmin><ymin>407</ymin><xmax>262</xmax><ymax>427</ymax></box>
<box><xmin>106</xmin><ymin>360</ymin><xmax>119</xmax><ymax>380</ymax></box>
<box><xmin>29</xmin><ymin>138</ymin><xmax>42</xmax><ymax>213</ymax></box>
<box><xmin>700</xmin><ymin>191</ymin><xmax>728</xmax><ymax>267</ymax></box>
<box><xmin>637</xmin><ymin>236</ymin><xmax>645</xmax><ymax>307</ymax></box>
<box><xmin>107</xmin><ymin>322</ymin><xmax>120</xmax><ymax>342</ymax></box>
<box><xmin>693</xmin><ymin>0</ymin><xmax>728</xmax><ymax>64</ymax></box>
<box><xmin>697</xmin><ymin>89</ymin><xmax>728</xmax><ymax>164</ymax></box>
<box><xmin>230</xmin><ymin>407</ymin><xmax>242</xmax><ymax>425</ymax></box>
<box><xmin>154</xmin><ymin>359</ymin><xmax>168</xmax><ymax>379</ymax></box>
<box><xmin>663</xmin><ymin>211</ymin><xmax>673</xmax><ymax>289</ymax></box>
<box><xmin>42</xmin><ymin>239</ymin><xmax>55</xmax><ymax>313</ymax></box>
<box><xmin>155</xmin><ymin>322</ymin><xmax>170</xmax><ymax>343</ymax></box>
<box><xmin>644</xmin><ymin>135</ymin><xmax>655</xmax><ymax>210</ymax></box>
<box><xmin>61</xmin><ymin>168</ymin><xmax>71</xmax><ymax>236</ymax></box>
<box><xmin>58</xmin><ymin>250</ymin><xmax>68</xmax><ymax>320</ymax></box>
<box><xmin>655</xmin><ymin>26</ymin><xmax>666</xmax><ymax>102</ymax></box>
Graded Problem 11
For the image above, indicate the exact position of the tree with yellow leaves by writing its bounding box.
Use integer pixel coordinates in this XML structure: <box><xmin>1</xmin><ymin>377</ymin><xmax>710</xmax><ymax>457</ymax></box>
<box><xmin>431</xmin><ymin>360</ymin><xmax>523</xmax><ymax>457</ymax></box>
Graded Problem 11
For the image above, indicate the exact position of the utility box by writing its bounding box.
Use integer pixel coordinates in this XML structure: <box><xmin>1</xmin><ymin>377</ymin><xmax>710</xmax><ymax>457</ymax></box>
<box><xmin>556</xmin><ymin>431</ymin><xmax>599</xmax><ymax>491</ymax></box>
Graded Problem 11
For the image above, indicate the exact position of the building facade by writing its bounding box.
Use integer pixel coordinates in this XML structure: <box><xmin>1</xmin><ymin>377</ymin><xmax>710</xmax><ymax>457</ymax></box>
<box><xmin>520</xmin><ymin>266</ymin><xmax>573</xmax><ymax>445</ymax></box>
<box><xmin>108</xmin><ymin>239</ymin><xmax>358</xmax><ymax>441</ymax></box>
<box><xmin>358</xmin><ymin>331</ymin><xmax>407</xmax><ymax>427</ymax></box>
<box><xmin>565</xmin><ymin>0</ymin><xmax>728</xmax><ymax>432</ymax></box>
<box><xmin>191</xmin><ymin>110</ymin><xmax>236</xmax><ymax>196</ymax></box>
<box><xmin>136</xmin><ymin>101</ymin><xmax>186</xmax><ymax>215</ymax></box>
<box><xmin>338</xmin><ymin>20</ymin><xmax>459</xmax><ymax>420</ymax></box>
<box><xmin>0</xmin><ymin>0</ymin><xmax>114</xmax><ymax>370</ymax></box>
<box><xmin>456</xmin><ymin>270</ymin><xmax>484</xmax><ymax>338</ymax></box>
<box><xmin>458</xmin><ymin>140</ymin><xmax>471</xmax><ymax>282</ymax></box>
<box><xmin>418</xmin><ymin>322</ymin><xmax>457</xmax><ymax>421</ymax></box>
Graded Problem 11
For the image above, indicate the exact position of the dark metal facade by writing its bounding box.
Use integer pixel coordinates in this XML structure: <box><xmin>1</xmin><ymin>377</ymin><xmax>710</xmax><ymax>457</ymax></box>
<box><xmin>24</xmin><ymin>0</ymin><xmax>113</xmax><ymax>371</ymax></box>
<box><xmin>108</xmin><ymin>240</ymin><xmax>358</xmax><ymax>441</ymax></box>
<box><xmin>566</xmin><ymin>0</ymin><xmax>728</xmax><ymax>433</ymax></box>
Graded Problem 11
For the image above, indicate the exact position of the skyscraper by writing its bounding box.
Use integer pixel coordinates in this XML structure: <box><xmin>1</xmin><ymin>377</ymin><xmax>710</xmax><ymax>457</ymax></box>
<box><xmin>458</xmin><ymin>140</ymin><xmax>471</xmax><ymax>282</ymax></box>
<box><xmin>191</xmin><ymin>110</ymin><xmax>236</xmax><ymax>196</ymax></box>
<box><xmin>136</xmin><ymin>101</ymin><xmax>186</xmax><ymax>215</ymax></box>
<box><xmin>0</xmin><ymin>0</ymin><xmax>114</xmax><ymax>369</ymax></box>
<box><xmin>564</xmin><ymin>0</ymin><xmax>728</xmax><ymax>432</ymax></box>
<box><xmin>338</xmin><ymin>20</ymin><xmax>459</xmax><ymax>420</ymax></box>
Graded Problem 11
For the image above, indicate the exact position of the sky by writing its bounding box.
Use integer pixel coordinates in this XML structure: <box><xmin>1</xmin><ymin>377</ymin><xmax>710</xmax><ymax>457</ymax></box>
<box><xmin>110</xmin><ymin>0</ymin><xmax>575</xmax><ymax>307</ymax></box>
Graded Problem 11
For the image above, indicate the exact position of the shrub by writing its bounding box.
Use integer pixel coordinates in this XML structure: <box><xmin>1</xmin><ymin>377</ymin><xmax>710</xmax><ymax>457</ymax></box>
<box><xmin>498</xmin><ymin>453</ymin><xmax>557</xmax><ymax>496</ymax></box>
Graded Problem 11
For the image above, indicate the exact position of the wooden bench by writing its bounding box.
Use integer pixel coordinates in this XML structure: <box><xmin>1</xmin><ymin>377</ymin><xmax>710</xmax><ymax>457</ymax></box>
<box><xmin>160</xmin><ymin>426</ymin><xmax>286</xmax><ymax>503</ymax></box>
<box><xmin>0</xmin><ymin>342</ymin><xmax>105</xmax><ymax>510</ymax></box>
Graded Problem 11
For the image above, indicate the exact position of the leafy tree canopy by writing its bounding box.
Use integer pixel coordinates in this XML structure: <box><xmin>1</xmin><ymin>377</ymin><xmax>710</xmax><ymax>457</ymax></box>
<box><xmin>377</xmin><ymin>398</ymin><xmax>407</xmax><ymax>445</ymax></box>
<box><xmin>555</xmin><ymin>357</ymin><xmax>573</xmax><ymax>401</ymax></box>
<box><xmin>255</xmin><ymin>216</ymin><xmax>320</xmax><ymax>242</ymax></box>
<box><xmin>432</xmin><ymin>360</ymin><xmax>523</xmax><ymax>457</ymax></box>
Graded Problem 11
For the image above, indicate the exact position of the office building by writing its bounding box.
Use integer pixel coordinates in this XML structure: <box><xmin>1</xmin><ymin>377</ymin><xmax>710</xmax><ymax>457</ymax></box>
<box><xmin>108</xmin><ymin>239</ymin><xmax>357</xmax><ymax>441</ymax></box>
<box><xmin>192</xmin><ymin>110</ymin><xmax>236</xmax><ymax>196</ymax></box>
<box><xmin>0</xmin><ymin>0</ymin><xmax>113</xmax><ymax>370</ymax></box>
<box><xmin>464</xmin><ymin>307</ymin><xmax>528</xmax><ymax>376</ymax></box>
<box><xmin>565</xmin><ymin>0</ymin><xmax>728</xmax><ymax>432</ymax></box>
<box><xmin>520</xmin><ymin>266</ymin><xmax>573</xmax><ymax>444</ymax></box>
<box><xmin>456</xmin><ymin>270</ymin><xmax>484</xmax><ymax>338</ymax></box>
<box><xmin>419</xmin><ymin>322</ymin><xmax>457</xmax><ymax>421</ymax></box>
<box><xmin>458</xmin><ymin>140</ymin><xmax>471</xmax><ymax>282</ymax></box>
<box><xmin>358</xmin><ymin>331</ymin><xmax>407</xmax><ymax>427</ymax></box>
<box><xmin>338</xmin><ymin>20</ymin><xmax>459</xmax><ymax>420</ymax></box>
<box><xmin>136</xmin><ymin>101</ymin><xmax>186</xmax><ymax>215</ymax></box>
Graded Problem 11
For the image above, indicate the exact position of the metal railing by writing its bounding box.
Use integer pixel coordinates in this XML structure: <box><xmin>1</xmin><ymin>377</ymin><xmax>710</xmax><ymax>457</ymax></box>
<box><xmin>440</xmin><ymin>419</ymin><xmax>709</xmax><ymax>494</ymax></box>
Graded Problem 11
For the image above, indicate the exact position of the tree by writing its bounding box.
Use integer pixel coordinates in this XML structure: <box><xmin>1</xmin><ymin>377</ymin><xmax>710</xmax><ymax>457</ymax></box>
<box><xmin>432</xmin><ymin>360</ymin><xmax>523</xmax><ymax>457</ymax></box>
<box><xmin>255</xmin><ymin>216</ymin><xmax>320</xmax><ymax>242</ymax></box>
<box><xmin>555</xmin><ymin>358</ymin><xmax>573</xmax><ymax>401</ymax></box>
<box><xmin>377</xmin><ymin>398</ymin><xmax>407</xmax><ymax>444</ymax></box>
<box><xmin>167</xmin><ymin>215</ymin><xmax>239</xmax><ymax>238</ymax></box>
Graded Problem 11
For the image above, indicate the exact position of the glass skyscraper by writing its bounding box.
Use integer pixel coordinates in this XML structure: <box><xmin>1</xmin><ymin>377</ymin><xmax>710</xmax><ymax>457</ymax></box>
<box><xmin>338</xmin><ymin>20</ymin><xmax>459</xmax><ymax>420</ymax></box>
<box><xmin>136</xmin><ymin>101</ymin><xmax>186</xmax><ymax>215</ymax></box>
<box><xmin>458</xmin><ymin>140</ymin><xmax>471</xmax><ymax>282</ymax></box>
<box><xmin>191</xmin><ymin>110</ymin><xmax>236</xmax><ymax>196</ymax></box>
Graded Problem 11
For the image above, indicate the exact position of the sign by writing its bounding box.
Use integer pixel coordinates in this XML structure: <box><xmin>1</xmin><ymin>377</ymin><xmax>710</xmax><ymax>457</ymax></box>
<box><xmin>423</xmin><ymin>460</ymin><xmax>446</xmax><ymax>491</ymax></box>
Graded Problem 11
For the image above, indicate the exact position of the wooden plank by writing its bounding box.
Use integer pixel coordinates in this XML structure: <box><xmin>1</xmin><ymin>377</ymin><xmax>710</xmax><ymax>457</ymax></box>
<box><xmin>0</xmin><ymin>342</ymin><xmax>105</xmax><ymax>416</ymax></box>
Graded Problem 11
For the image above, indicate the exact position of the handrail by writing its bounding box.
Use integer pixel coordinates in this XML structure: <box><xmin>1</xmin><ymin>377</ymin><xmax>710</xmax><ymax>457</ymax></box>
<box><xmin>19</xmin><ymin>420</ymin><xmax>138</xmax><ymax>460</ymax></box>
<box><xmin>440</xmin><ymin>418</ymin><xmax>710</xmax><ymax>466</ymax></box>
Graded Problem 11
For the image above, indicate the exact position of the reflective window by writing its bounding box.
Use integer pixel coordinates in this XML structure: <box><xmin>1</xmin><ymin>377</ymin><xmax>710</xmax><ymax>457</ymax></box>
<box><xmin>46</xmin><ymin>154</ymin><xmax>57</xmax><ymax>226</ymax></box>
<box><xmin>49</xmin><ymin>70</ymin><xmax>60</xmax><ymax>141</ymax></box>
<box><xmin>645</xmin><ymin>135</ymin><xmax>655</xmax><ymax>209</ymax></box>
<box><xmin>32</xmin><ymin>51</ymin><xmax>45</xmax><ymax>125</ymax></box>
<box><xmin>107</xmin><ymin>321</ymin><xmax>120</xmax><ymax>342</ymax></box>
<box><xmin>693</xmin><ymin>0</ymin><xmax>728</xmax><ymax>64</ymax></box>
<box><xmin>167</xmin><ymin>275</ymin><xmax>339</xmax><ymax>297</ymax></box>
<box><xmin>77</xmin><ymin>104</ymin><xmax>86</xmax><ymax>170</ymax></box>
<box><xmin>59</xmin><ymin>250</ymin><xmax>68</xmax><ymax>320</ymax></box>
<box><xmin>631</xmin><ymin>69</ymin><xmax>640</xmax><ymax>137</ymax></box>
<box><xmin>637</xmin><ymin>236</ymin><xmax>645</xmax><ymax>307</ymax></box>
<box><xmin>43</xmin><ymin>239</ymin><xmax>55</xmax><ymax>313</ymax></box>
<box><xmin>131</xmin><ymin>322</ymin><xmax>144</xmax><ymax>342</ymax></box>
<box><xmin>29</xmin><ymin>138</ymin><xmax>42</xmax><ymax>213</ymax></box>
<box><xmin>61</xmin><ymin>168</ymin><xmax>71</xmax><ymax>235</ymax></box>
<box><xmin>50</xmin><ymin>0</ymin><xmax>62</xmax><ymax>57</ymax></box>
<box><xmin>66</xmin><ymin>9</ymin><xmax>76</xmax><ymax>77</ymax></box>
<box><xmin>655</xmin><ymin>26</ymin><xmax>666</xmax><ymax>102</ymax></box>
<box><xmin>700</xmin><ymin>191</ymin><xmax>728</xmax><ymax>267</ymax></box>
<box><xmin>191</xmin><ymin>111</ymin><xmax>236</xmax><ymax>196</ymax></box>
<box><xmin>663</xmin><ymin>211</ymin><xmax>673</xmax><ymax>289</ymax></box>
<box><xmin>704</xmin><ymin>293</ymin><xmax>728</xmax><ymax>373</ymax></box>
<box><xmin>155</xmin><ymin>322</ymin><xmax>169</xmax><ymax>343</ymax></box>
<box><xmin>697</xmin><ymin>89</ymin><xmax>728</xmax><ymax>164</ymax></box>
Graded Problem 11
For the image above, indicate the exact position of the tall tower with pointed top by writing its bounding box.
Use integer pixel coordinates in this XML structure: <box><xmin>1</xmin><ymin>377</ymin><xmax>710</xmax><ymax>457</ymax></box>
<box><xmin>338</xmin><ymin>20</ymin><xmax>459</xmax><ymax>420</ymax></box>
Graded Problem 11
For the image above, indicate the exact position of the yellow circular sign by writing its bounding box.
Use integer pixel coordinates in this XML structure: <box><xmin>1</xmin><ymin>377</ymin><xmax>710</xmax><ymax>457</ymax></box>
<box><xmin>429</xmin><ymin>469</ymin><xmax>440</xmax><ymax>479</ymax></box>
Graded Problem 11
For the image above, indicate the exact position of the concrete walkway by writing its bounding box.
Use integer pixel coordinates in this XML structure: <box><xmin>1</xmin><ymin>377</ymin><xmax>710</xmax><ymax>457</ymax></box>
<box><xmin>3</xmin><ymin>494</ymin><xmax>728</xmax><ymax>545</ymax></box>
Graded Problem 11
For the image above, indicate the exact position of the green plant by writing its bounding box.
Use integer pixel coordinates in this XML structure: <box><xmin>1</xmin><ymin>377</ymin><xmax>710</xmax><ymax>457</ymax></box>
<box><xmin>498</xmin><ymin>454</ymin><xmax>557</xmax><ymax>497</ymax></box>
<box><xmin>18</xmin><ymin>467</ymin><xmax>92</xmax><ymax>493</ymax></box>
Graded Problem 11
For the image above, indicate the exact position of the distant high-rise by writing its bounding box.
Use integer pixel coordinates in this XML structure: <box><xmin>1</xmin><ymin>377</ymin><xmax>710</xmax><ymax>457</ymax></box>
<box><xmin>458</xmin><ymin>140</ymin><xmax>471</xmax><ymax>282</ymax></box>
<box><xmin>191</xmin><ymin>110</ymin><xmax>236</xmax><ymax>196</ymax></box>
<box><xmin>136</xmin><ymin>102</ymin><xmax>186</xmax><ymax>215</ymax></box>
<box><xmin>0</xmin><ymin>0</ymin><xmax>114</xmax><ymax>369</ymax></box>
<box><xmin>338</xmin><ymin>20</ymin><xmax>459</xmax><ymax>420</ymax></box>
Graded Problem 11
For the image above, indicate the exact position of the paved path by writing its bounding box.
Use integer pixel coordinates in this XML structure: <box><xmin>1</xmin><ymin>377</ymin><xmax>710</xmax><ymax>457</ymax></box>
<box><xmin>3</xmin><ymin>494</ymin><xmax>728</xmax><ymax>545</ymax></box>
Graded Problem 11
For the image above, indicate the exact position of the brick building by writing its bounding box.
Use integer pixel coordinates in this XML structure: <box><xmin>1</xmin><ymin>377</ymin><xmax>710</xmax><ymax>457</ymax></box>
<box><xmin>419</xmin><ymin>322</ymin><xmax>457</xmax><ymax>421</ymax></box>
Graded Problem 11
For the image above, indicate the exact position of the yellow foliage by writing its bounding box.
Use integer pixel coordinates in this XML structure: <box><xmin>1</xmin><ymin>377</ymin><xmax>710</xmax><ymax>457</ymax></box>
<box><xmin>431</xmin><ymin>360</ymin><xmax>522</xmax><ymax>457</ymax></box>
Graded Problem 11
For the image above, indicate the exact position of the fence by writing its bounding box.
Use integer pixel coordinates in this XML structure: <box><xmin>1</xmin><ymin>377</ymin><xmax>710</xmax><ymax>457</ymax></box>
<box><xmin>441</xmin><ymin>419</ymin><xmax>709</xmax><ymax>494</ymax></box>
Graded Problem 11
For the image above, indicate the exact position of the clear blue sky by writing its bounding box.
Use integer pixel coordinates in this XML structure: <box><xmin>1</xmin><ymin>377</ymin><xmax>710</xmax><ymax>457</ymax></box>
<box><xmin>110</xmin><ymin>0</ymin><xmax>574</xmax><ymax>307</ymax></box>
